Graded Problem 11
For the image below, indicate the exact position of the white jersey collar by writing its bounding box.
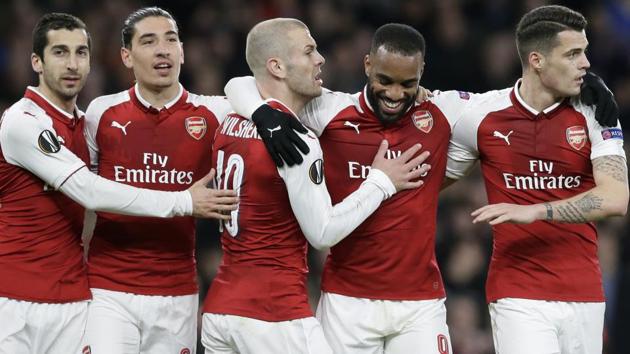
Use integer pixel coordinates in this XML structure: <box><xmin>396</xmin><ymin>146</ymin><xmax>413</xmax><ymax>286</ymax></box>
<box><xmin>26</xmin><ymin>86</ymin><xmax>78</xmax><ymax>119</ymax></box>
<box><xmin>513</xmin><ymin>79</ymin><xmax>563</xmax><ymax>116</ymax></box>
<box><xmin>134</xmin><ymin>83</ymin><xmax>184</xmax><ymax>110</ymax></box>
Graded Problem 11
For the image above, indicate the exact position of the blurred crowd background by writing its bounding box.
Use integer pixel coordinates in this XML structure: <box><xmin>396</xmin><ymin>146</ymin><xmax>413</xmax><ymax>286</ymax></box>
<box><xmin>1</xmin><ymin>0</ymin><xmax>629</xmax><ymax>353</ymax></box>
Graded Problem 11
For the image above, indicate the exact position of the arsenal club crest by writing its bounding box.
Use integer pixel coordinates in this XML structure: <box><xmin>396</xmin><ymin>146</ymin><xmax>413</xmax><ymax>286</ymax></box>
<box><xmin>185</xmin><ymin>116</ymin><xmax>207</xmax><ymax>140</ymax></box>
<box><xmin>566</xmin><ymin>126</ymin><xmax>587</xmax><ymax>150</ymax></box>
<box><xmin>412</xmin><ymin>110</ymin><xmax>433</xmax><ymax>133</ymax></box>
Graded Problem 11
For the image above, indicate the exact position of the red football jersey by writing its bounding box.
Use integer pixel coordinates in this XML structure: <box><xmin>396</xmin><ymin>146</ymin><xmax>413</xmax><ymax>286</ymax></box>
<box><xmin>0</xmin><ymin>88</ymin><xmax>90</xmax><ymax>302</ymax></box>
<box><xmin>203</xmin><ymin>103</ymin><xmax>314</xmax><ymax>322</ymax></box>
<box><xmin>447</xmin><ymin>81</ymin><xmax>626</xmax><ymax>302</ymax></box>
<box><xmin>300</xmin><ymin>88</ymin><xmax>470</xmax><ymax>300</ymax></box>
<box><xmin>84</xmin><ymin>85</ymin><xmax>230</xmax><ymax>295</ymax></box>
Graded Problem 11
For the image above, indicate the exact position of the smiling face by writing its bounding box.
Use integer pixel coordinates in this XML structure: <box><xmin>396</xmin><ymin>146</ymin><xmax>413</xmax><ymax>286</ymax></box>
<box><xmin>284</xmin><ymin>27</ymin><xmax>326</xmax><ymax>100</ymax></box>
<box><xmin>364</xmin><ymin>46</ymin><xmax>423</xmax><ymax>124</ymax></box>
<box><xmin>31</xmin><ymin>28</ymin><xmax>90</xmax><ymax>106</ymax></box>
<box><xmin>121</xmin><ymin>15</ymin><xmax>183</xmax><ymax>93</ymax></box>
<box><xmin>537</xmin><ymin>29</ymin><xmax>590</xmax><ymax>97</ymax></box>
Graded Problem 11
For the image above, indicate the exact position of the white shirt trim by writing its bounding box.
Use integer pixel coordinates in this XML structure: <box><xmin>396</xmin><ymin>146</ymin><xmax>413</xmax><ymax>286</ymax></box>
<box><xmin>26</xmin><ymin>86</ymin><xmax>78</xmax><ymax>119</ymax></box>
<box><xmin>134</xmin><ymin>83</ymin><xmax>184</xmax><ymax>110</ymax></box>
<box><xmin>513</xmin><ymin>79</ymin><xmax>563</xmax><ymax>115</ymax></box>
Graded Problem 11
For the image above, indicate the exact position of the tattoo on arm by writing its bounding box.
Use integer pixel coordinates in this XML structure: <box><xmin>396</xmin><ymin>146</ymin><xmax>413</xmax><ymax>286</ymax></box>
<box><xmin>592</xmin><ymin>155</ymin><xmax>628</xmax><ymax>183</ymax></box>
<box><xmin>575</xmin><ymin>192</ymin><xmax>604</xmax><ymax>212</ymax></box>
<box><xmin>554</xmin><ymin>192</ymin><xmax>603</xmax><ymax>223</ymax></box>
<box><xmin>555</xmin><ymin>202</ymin><xmax>587</xmax><ymax>223</ymax></box>
<box><xmin>551</xmin><ymin>156</ymin><xmax>626</xmax><ymax>223</ymax></box>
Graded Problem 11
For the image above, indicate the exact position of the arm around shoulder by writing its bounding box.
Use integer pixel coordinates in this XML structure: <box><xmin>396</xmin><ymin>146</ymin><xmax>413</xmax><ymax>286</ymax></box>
<box><xmin>0</xmin><ymin>109</ymin><xmax>86</xmax><ymax>189</ymax></box>
<box><xmin>224</xmin><ymin>76</ymin><xmax>263</xmax><ymax>118</ymax></box>
<box><xmin>59</xmin><ymin>167</ymin><xmax>193</xmax><ymax>217</ymax></box>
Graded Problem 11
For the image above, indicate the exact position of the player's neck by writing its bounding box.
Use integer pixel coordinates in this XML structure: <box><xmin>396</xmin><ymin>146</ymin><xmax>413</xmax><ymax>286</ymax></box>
<box><xmin>257</xmin><ymin>79</ymin><xmax>308</xmax><ymax>114</ymax></box>
<box><xmin>136</xmin><ymin>82</ymin><xmax>180</xmax><ymax>109</ymax></box>
<box><xmin>36</xmin><ymin>83</ymin><xmax>76</xmax><ymax>115</ymax></box>
<box><xmin>519</xmin><ymin>73</ymin><xmax>561</xmax><ymax>112</ymax></box>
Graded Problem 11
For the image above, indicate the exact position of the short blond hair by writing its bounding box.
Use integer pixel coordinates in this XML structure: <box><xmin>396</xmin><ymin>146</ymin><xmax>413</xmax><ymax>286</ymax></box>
<box><xmin>245</xmin><ymin>18</ymin><xmax>307</xmax><ymax>77</ymax></box>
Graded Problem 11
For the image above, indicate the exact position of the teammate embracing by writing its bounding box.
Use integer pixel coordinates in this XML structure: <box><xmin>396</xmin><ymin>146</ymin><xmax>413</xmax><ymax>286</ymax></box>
<box><xmin>201</xmin><ymin>18</ymin><xmax>430</xmax><ymax>354</ymax></box>
<box><xmin>225</xmin><ymin>23</ymin><xmax>475</xmax><ymax>354</ymax></box>
<box><xmin>0</xmin><ymin>12</ymin><xmax>234</xmax><ymax>354</ymax></box>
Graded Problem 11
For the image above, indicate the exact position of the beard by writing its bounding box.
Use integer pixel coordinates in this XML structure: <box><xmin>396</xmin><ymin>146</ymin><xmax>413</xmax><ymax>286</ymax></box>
<box><xmin>286</xmin><ymin>64</ymin><xmax>322</xmax><ymax>99</ymax></box>
<box><xmin>366</xmin><ymin>82</ymin><xmax>416</xmax><ymax>125</ymax></box>
<box><xmin>44</xmin><ymin>72</ymin><xmax>84</xmax><ymax>101</ymax></box>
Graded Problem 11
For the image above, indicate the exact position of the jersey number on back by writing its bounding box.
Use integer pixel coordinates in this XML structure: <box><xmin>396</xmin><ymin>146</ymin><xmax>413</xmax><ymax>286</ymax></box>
<box><xmin>215</xmin><ymin>150</ymin><xmax>244</xmax><ymax>237</ymax></box>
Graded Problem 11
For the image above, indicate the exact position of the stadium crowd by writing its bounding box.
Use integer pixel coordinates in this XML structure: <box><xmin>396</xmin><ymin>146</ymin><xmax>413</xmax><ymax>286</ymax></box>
<box><xmin>0</xmin><ymin>0</ymin><xmax>628</xmax><ymax>353</ymax></box>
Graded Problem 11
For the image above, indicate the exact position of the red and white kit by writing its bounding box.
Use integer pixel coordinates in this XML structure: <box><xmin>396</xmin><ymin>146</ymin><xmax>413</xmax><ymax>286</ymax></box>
<box><xmin>0</xmin><ymin>87</ymin><xmax>90</xmax><ymax>304</ymax></box>
<box><xmin>0</xmin><ymin>87</ymin><xmax>91</xmax><ymax>354</ymax></box>
<box><xmin>447</xmin><ymin>80</ymin><xmax>626</xmax><ymax>354</ymax></box>
<box><xmin>81</xmin><ymin>84</ymin><xmax>230</xmax><ymax>354</ymax></box>
<box><xmin>1</xmin><ymin>87</ymin><xmax>194</xmax><ymax>354</ymax></box>
<box><xmin>202</xmin><ymin>100</ymin><xmax>396</xmax><ymax>354</ymax></box>
<box><xmin>225</xmin><ymin>77</ymin><xmax>479</xmax><ymax>353</ymax></box>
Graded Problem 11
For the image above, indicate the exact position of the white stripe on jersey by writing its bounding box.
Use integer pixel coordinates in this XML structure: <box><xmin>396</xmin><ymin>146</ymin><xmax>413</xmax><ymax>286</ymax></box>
<box><xmin>569</xmin><ymin>97</ymin><xmax>626</xmax><ymax>160</ymax></box>
<box><xmin>85</xmin><ymin>91</ymin><xmax>130</xmax><ymax>168</ymax></box>
<box><xmin>446</xmin><ymin>88</ymin><xmax>512</xmax><ymax>179</ymax></box>
<box><xmin>0</xmin><ymin>98</ymin><xmax>86</xmax><ymax>189</ymax></box>
<box><xmin>187</xmin><ymin>93</ymin><xmax>232</xmax><ymax>125</ymax></box>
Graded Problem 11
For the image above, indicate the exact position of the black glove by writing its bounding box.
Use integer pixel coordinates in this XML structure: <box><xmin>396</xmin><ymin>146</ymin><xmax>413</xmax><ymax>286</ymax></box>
<box><xmin>252</xmin><ymin>104</ymin><xmax>311</xmax><ymax>167</ymax></box>
<box><xmin>580</xmin><ymin>71</ymin><xmax>619</xmax><ymax>127</ymax></box>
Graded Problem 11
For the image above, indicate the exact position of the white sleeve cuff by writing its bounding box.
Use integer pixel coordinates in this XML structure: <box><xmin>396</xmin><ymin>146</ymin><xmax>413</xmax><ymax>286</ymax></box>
<box><xmin>363</xmin><ymin>168</ymin><xmax>396</xmax><ymax>199</ymax></box>
<box><xmin>179</xmin><ymin>190</ymin><xmax>194</xmax><ymax>216</ymax></box>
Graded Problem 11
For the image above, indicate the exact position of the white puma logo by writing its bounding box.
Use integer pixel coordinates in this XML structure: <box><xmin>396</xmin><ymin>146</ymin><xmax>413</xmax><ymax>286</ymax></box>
<box><xmin>344</xmin><ymin>121</ymin><xmax>360</xmax><ymax>134</ymax></box>
<box><xmin>493</xmin><ymin>130</ymin><xmax>513</xmax><ymax>145</ymax></box>
<box><xmin>267</xmin><ymin>125</ymin><xmax>281</xmax><ymax>138</ymax></box>
<box><xmin>111</xmin><ymin>121</ymin><xmax>131</xmax><ymax>135</ymax></box>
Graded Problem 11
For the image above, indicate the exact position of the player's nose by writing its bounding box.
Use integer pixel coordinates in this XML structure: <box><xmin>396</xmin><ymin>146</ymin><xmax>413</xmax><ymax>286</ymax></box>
<box><xmin>580</xmin><ymin>53</ymin><xmax>590</xmax><ymax>70</ymax></box>
<box><xmin>155</xmin><ymin>39</ymin><xmax>170</xmax><ymax>57</ymax></box>
<box><xmin>67</xmin><ymin>53</ymin><xmax>79</xmax><ymax>71</ymax></box>
<box><xmin>386</xmin><ymin>85</ymin><xmax>404</xmax><ymax>101</ymax></box>
<box><xmin>315</xmin><ymin>51</ymin><xmax>325</xmax><ymax>66</ymax></box>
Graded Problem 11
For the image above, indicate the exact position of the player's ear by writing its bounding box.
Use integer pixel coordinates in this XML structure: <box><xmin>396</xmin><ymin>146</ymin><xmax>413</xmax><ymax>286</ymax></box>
<box><xmin>266</xmin><ymin>57</ymin><xmax>286</xmax><ymax>79</ymax></box>
<box><xmin>529</xmin><ymin>51</ymin><xmax>544</xmax><ymax>71</ymax></box>
<box><xmin>31</xmin><ymin>53</ymin><xmax>43</xmax><ymax>75</ymax></box>
<box><xmin>121</xmin><ymin>46</ymin><xmax>133</xmax><ymax>69</ymax></box>
<box><xmin>364</xmin><ymin>54</ymin><xmax>371</xmax><ymax>77</ymax></box>
<box><xmin>418</xmin><ymin>60</ymin><xmax>425</xmax><ymax>79</ymax></box>
<box><xmin>179</xmin><ymin>42</ymin><xmax>184</xmax><ymax>65</ymax></box>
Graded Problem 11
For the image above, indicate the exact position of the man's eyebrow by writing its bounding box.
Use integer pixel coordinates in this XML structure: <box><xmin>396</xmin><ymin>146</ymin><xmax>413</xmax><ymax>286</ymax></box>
<box><xmin>375</xmin><ymin>73</ymin><xmax>392</xmax><ymax>80</ymax></box>
<box><xmin>138</xmin><ymin>33</ymin><xmax>157</xmax><ymax>41</ymax></box>
<box><xmin>50</xmin><ymin>44</ymin><xmax>69</xmax><ymax>51</ymax></box>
